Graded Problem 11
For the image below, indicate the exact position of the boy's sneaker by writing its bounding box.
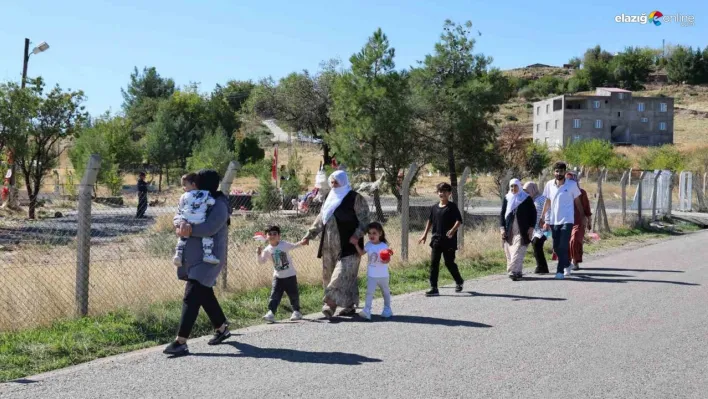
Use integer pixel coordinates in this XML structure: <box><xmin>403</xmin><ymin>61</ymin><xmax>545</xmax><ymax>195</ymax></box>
<box><xmin>381</xmin><ymin>307</ymin><xmax>393</xmax><ymax>318</ymax></box>
<box><xmin>203</xmin><ymin>255</ymin><xmax>220</xmax><ymax>264</ymax></box>
<box><xmin>564</xmin><ymin>267</ymin><xmax>572</xmax><ymax>277</ymax></box>
<box><xmin>571</xmin><ymin>263</ymin><xmax>580</xmax><ymax>271</ymax></box>
<box><xmin>425</xmin><ymin>288</ymin><xmax>439</xmax><ymax>297</ymax></box>
<box><xmin>208</xmin><ymin>327</ymin><xmax>231</xmax><ymax>345</ymax></box>
<box><xmin>290</xmin><ymin>311</ymin><xmax>303</xmax><ymax>321</ymax></box>
<box><xmin>163</xmin><ymin>340</ymin><xmax>188</xmax><ymax>355</ymax></box>
<box><xmin>358</xmin><ymin>309</ymin><xmax>372</xmax><ymax>321</ymax></box>
<box><xmin>455</xmin><ymin>283</ymin><xmax>464</xmax><ymax>293</ymax></box>
<box><xmin>263</xmin><ymin>311</ymin><xmax>276</xmax><ymax>323</ymax></box>
<box><xmin>555</xmin><ymin>273</ymin><xmax>565</xmax><ymax>280</ymax></box>
<box><xmin>172</xmin><ymin>256</ymin><xmax>182</xmax><ymax>267</ymax></box>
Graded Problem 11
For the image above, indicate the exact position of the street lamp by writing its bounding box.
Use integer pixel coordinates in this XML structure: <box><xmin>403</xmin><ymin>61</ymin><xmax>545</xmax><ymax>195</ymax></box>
<box><xmin>3</xmin><ymin>38</ymin><xmax>50</xmax><ymax>209</ymax></box>
<box><xmin>32</xmin><ymin>42</ymin><xmax>50</xmax><ymax>55</ymax></box>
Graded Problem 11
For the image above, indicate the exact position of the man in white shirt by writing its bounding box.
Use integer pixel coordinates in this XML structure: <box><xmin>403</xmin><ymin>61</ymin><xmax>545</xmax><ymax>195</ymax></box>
<box><xmin>539</xmin><ymin>162</ymin><xmax>585</xmax><ymax>279</ymax></box>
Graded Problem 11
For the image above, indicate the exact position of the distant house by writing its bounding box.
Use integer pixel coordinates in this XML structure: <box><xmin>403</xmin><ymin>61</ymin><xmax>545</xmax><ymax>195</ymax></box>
<box><xmin>562</xmin><ymin>63</ymin><xmax>577</xmax><ymax>69</ymax></box>
<box><xmin>532</xmin><ymin>88</ymin><xmax>674</xmax><ymax>148</ymax></box>
<box><xmin>525</xmin><ymin>63</ymin><xmax>554</xmax><ymax>68</ymax></box>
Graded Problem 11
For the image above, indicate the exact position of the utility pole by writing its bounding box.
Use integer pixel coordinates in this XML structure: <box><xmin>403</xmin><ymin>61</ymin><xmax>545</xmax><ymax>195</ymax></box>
<box><xmin>3</xmin><ymin>39</ymin><xmax>30</xmax><ymax>209</ymax></box>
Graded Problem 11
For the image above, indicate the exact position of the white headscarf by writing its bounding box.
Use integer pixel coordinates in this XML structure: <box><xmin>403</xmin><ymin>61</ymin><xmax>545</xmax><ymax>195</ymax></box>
<box><xmin>320</xmin><ymin>170</ymin><xmax>352</xmax><ymax>224</ymax></box>
<box><xmin>505</xmin><ymin>178</ymin><xmax>529</xmax><ymax>219</ymax></box>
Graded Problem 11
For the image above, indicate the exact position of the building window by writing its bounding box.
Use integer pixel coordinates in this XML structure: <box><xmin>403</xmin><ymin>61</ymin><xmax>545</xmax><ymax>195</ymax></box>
<box><xmin>638</xmin><ymin>102</ymin><xmax>645</xmax><ymax>112</ymax></box>
<box><xmin>545</xmin><ymin>121</ymin><xmax>549</xmax><ymax>131</ymax></box>
<box><xmin>544</xmin><ymin>137</ymin><xmax>549</xmax><ymax>144</ymax></box>
<box><xmin>618</xmin><ymin>93</ymin><xmax>625</xmax><ymax>99</ymax></box>
<box><xmin>555</xmin><ymin>120</ymin><xmax>559</xmax><ymax>129</ymax></box>
<box><xmin>573</xmin><ymin>119</ymin><xmax>581</xmax><ymax>128</ymax></box>
<box><xmin>660</xmin><ymin>102</ymin><xmax>667</xmax><ymax>112</ymax></box>
<box><xmin>659</xmin><ymin>122</ymin><xmax>667</xmax><ymax>131</ymax></box>
<box><xmin>641</xmin><ymin>117</ymin><xmax>648</xmax><ymax>123</ymax></box>
<box><xmin>617</xmin><ymin>111</ymin><xmax>622</xmax><ymax>117</ymax></box>
<box><xmin>595</xmin><ymin>119</ymin><xmax>603</xmax><ymax>129</ymax></box>
<box><xmin>536</xmin><ymin>124</ymin><xmax>540</xmax><ymax>132</ymax></box>
<box><xmin>546</xmin><ymin>104</ymin><xmax>550</xmax><ymax>114</ymax></box>
<box><xmin>537</xmin><ymin>106</ymin><xmax>540</xmax><ymax>115</ymax></box>
<box><xmin>593</xmin><ymin>100</ymin><xmax>600</xmax><ymax>109</ymax></box>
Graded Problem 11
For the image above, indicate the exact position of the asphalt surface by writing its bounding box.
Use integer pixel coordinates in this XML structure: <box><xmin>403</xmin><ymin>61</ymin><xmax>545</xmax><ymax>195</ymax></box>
<box><xmin>2</xmin><ymin>231</ymin><xmax>707</xmax><ymax>398</ymax></box>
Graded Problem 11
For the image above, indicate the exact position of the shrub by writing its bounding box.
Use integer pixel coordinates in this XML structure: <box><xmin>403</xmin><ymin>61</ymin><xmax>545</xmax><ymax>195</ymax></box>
<box><xmin>252</xmin><ymin>170</ymin><xmax>280</xmax><ymax>212</ymax></box>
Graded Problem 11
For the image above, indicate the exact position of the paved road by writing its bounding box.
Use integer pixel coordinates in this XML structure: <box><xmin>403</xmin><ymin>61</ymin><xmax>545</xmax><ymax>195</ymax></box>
<box><xmin>2</xmin><ymin>231</ymin><xmax>707</xmax><ymax>398</ymax></box>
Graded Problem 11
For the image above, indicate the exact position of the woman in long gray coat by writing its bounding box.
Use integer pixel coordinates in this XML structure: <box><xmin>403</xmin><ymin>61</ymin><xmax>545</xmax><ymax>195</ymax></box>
<box><xmin>163</xmin><ymin>169</ymin><xmax>233</xmax><ymax>355</ymax></box>
<box><xmin>302</xmin><ymin>170</ymin><xmax>370</xmax><ymax>319</ymax></box>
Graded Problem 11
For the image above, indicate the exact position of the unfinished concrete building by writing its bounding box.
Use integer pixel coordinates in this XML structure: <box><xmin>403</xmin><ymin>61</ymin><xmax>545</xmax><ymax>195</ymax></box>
<box><xmin>532</xmin><ymin>88</ymin><xmax>674</xmax><ymax>148</ymax></box>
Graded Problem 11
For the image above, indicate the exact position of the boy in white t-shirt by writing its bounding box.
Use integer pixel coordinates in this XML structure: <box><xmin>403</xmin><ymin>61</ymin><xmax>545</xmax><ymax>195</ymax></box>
<box><xmin>257</xmin><ymin>225</ymin><xmax>306</xmax><ymax>322</ymax></box>
<box><xmin>353</xmin><ymin>222</ymin><xmax>393</xmax><ymax>321</ymax></box>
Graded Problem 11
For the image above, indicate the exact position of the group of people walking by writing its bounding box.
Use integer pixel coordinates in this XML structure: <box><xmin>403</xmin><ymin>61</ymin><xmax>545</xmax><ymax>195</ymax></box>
<box><xmin>160</xmin><ymin>162</ymin><xmax>593</xmax><ymax>356</ymax></box>
<box><xmin>500</xmin><ymin>161</ymin><xmax>593</xmax><ymax>280</ymax></box>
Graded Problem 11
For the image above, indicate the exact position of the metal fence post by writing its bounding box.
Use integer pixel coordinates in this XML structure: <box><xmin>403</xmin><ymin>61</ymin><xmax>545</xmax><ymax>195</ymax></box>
<box><xmin>667</xmin><ymin>172</ymin><xmax>674</xmax><ymax>218</ymax></box>
<box><xmin>457</xmin><ymin>167</ymin><xmax>471</xmax><ymax>250</ymax></box>
<box><xmin>76</xmin><ymin>154</ymin><xmax>101</xmax><ymax>317</ymax></box>
<box><xmin>219</xmin><ymin>161</ymin><xmax>240</xmax><ymax>291</ymax></box>
<box><xmin>652</xmin><ymin>171</ymin><xmax>661</xmax><ymax>221</ymax></box>
<box><xmin>620</xmin><ymin>171</ymin><xmax>628</xmax><ymax>225</ymax></box>
<box><xmin>400</xmin><ymin>163</ymin><xmax>417</xmax><ymax>262</ymax></box>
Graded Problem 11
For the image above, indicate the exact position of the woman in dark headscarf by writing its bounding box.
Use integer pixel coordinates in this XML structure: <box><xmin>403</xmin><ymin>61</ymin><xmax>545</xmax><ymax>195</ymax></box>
<box><xmin>163</xmin><ymin>169</ymin><xmax>233</xmax><ymax>356</ymax></box>
<box><xmin>566</xmin><ymin>171</ymin><xmax>592</xmax><ymax>271</ymax></box>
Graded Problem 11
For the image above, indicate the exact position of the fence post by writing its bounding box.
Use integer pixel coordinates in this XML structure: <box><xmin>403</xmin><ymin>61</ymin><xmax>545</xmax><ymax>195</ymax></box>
<box><xmin>628</xmin><ymin>168</ymin><xmax>633</xmax><ymax>187</ymax></box>
<box><xmin>651</xmin><ymin>171</ymin><xmax>661</xmax><ymax>221</ymax></box>
<box><xmin>217</xmin><ymin>160</ymin><xmax>240</xmax><ymax>291</ymax></box>
<box><xmin>76</xmin><ymin>154</ymin><xmax>101</xmax><ymax>317</ymax></box>
<box><xmin>620</xmin><ymin>171</ymin><xmax>628</xmax><ymax>225</ymax></box>
<box><xmin>638</xmin><ymin>171</ymin><xmax>648</xmax><ymax>221</ymax></box>
<box><xmin>220</xmin><ymin>161</ymin><xmax>240</xmax><ymax>195</ymax></box>
<box><xmin>457</xmin><ymin>167</ymin><xmax>471</xmax><ymax>250</ymax></box>
<box><xmin>400</xmin><ymin>163</ymin><xmax>418</xmax><ymax>262</ymax></box>
<box><xmin>703</xmin><ymin>172</ymin><xmax>707</xmax><ymax>197</ymax></box>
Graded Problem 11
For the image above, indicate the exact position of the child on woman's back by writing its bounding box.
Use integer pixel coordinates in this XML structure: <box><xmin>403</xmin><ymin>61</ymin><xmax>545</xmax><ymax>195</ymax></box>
<box><xmin>173</xmin><ymin>173</ymin><xmax>219</xmax><ymax>267</ymax></box>
<box><xmin>257</xmin><ymin>226</ymin><xmax>306</xmax><ymax>322</ymax></box>
<box><xmin>353</xmin><ymin>222</ymin><xmax>393</xmax><ymax>321</ymax></box>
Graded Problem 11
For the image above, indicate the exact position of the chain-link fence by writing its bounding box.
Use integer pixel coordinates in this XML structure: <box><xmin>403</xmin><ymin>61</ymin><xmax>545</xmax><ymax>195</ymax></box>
<box><xmin>2</xmin><ymin>160</ymin><xmax>706</xmax><ymax>331</ymax></box>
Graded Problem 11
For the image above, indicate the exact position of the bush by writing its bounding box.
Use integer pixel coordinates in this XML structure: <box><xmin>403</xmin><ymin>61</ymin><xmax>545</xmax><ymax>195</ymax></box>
<box><xmin>235</xmin><ymin>135</ymin><xmax>265</xmax><ymax>166</ymax></box>
<box><xmin>505</xmin><ymin>114</ymin><xmax>518</xmax><ymax>121</ymax></box>
<box><xmin>187</xmin><ymin>129</ymin><xmax>236</xmax><ymax>176</ymax></box>
<box><xmin>639</xmin><ymin>145</ymin><xmax>685</xmax><ymax>172</ymax></box>
<box><xmin>240</xmin><ymin>158</ymin><xmax>271</xmax><ymax>178</ymax></box>
<box><xmin>518</xmin><ymin>86</ymin><xmax>536</xmax><ymax>100</ymax></box>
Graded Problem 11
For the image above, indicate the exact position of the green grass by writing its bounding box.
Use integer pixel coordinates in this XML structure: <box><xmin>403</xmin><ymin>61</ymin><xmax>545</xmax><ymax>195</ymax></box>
<box><xmin>0</xmin><ymin>223</ymin><xmax>699</xmax><ymax>382</ymax></box>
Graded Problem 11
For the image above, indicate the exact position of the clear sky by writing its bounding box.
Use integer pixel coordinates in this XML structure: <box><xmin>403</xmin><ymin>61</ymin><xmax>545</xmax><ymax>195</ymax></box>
<box><xmin>0</xmin><ymin>0</ymin><xmax>704</xmax><ymax>116</ymax></box>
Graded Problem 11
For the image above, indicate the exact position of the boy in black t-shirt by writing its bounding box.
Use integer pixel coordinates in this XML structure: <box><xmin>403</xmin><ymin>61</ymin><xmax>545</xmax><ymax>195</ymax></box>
<box><xmin>418</xmin><ymin>182</ymin><xmax>465</xmax><ymax>296</ymax></box>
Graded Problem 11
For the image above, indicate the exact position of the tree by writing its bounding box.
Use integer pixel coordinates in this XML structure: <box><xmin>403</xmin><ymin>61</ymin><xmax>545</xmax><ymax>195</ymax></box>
<box><xmin>121</xmin><ymin>67</ymin><xmax>175</xmax><ymax>139</ymax></box>
<box><xmin>526</xmin><ymin>141</ymin><xmax>552</xmax><ymax>178</ymax></box>
<box><xmin>568</xmin><ymin>57</ymin><xmax>582</xmax><ymax>69</ymax></box>
<box><xmin>186</xmin><ymin>128</ymin><xmax>236</xmax><ymax>176</ymax></box>
<box><xmin>246</xmin><ymin>60</ymin><xmax>340</xmax><ymax>165</ymax></box>
<box><xmin>144</xmin><ymin>104</ymin><xmax>177</xmax><ymax>192</ymax></box>
<box><xmin>14</xmin><ymin>79</ymin><xmax>87</xmax><ymax>219</ymax></box>
<box><xmin>205</xmin><ymin>80</ymin><xmax>255</xmax><ymax>140</ymax></box>
<box><xmin>330</xmin><ymin>28</ymin><xmax>421</xmax><ymax>218</ymax></box>
<box><xmin>577</xmin><ymin>45</ymin><xmax>614</xmax><ymax>89</ymax></box>
<box><xmin>488</xmin><ymin>124</ymin><xmax>528</xmax><ymax>199</ymax></box>
<box><xmin>69</xmin><ymin>114</ymin><xmax>141</xmax><ymax>195</ymax></box>
<box><xmin>0</xmin><ymin>81</ymin><xmax>37</xmax><ymax>160</ymax></box>
<box><xmin>611</xmin><ymin>47</ymin><xmax>654</xmax><ymax>90</ymax></box>
<box><xmin>666</xmin><ymin>45</ymin><xmax>694</xmax><ymax>84</ymax></box>
<box><xmin>411</xmin><ymin>20</ymin><xmax>512</xmax><ymax>199</ymax></box>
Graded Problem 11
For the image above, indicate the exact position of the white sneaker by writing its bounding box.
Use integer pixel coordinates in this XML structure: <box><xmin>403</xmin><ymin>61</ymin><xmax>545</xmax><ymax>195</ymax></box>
<box><xmin>263</xmin><ymin>311</ymin><xmax>275</xmax><ymax>323</ymax></box>
<box><xmin>358</xmin><ymin>309</ymin><xmax>372</xmax><ymax>320</ymax></box>
<box><xmin>564</xmin><ymin>267</ymin><xmax>572</xmax><ymax>277</ymax></box>
<box><xmin>290</xmin><ymin>311</ymin><xmax>302</xmax><ymax>321</ymax></box>
<box><xmin>203</xmin><ymin>255</ymin><xmax>220</xmax><ymax>264</ymax></box>
<box><xmin>381</xmin><ymin>308</ymin><xmax>393</xmax><ymax>318</ymax></box>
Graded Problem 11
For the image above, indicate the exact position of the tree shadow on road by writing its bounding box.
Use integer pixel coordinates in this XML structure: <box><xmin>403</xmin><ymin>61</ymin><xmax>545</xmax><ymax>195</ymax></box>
<box><xmin>569</xmin><ymin>272</ymin><xmax>636</xmax><ymax>278</ymax></box>
<box><xmin>188</xmin><ymin>341</ymin><xmax>382</xmax><ymax>365</ymax></box>
<box><xmin>579</xmin><ymin>267</ymin><xmax>685</xmax><ymax>273</ymax></box>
